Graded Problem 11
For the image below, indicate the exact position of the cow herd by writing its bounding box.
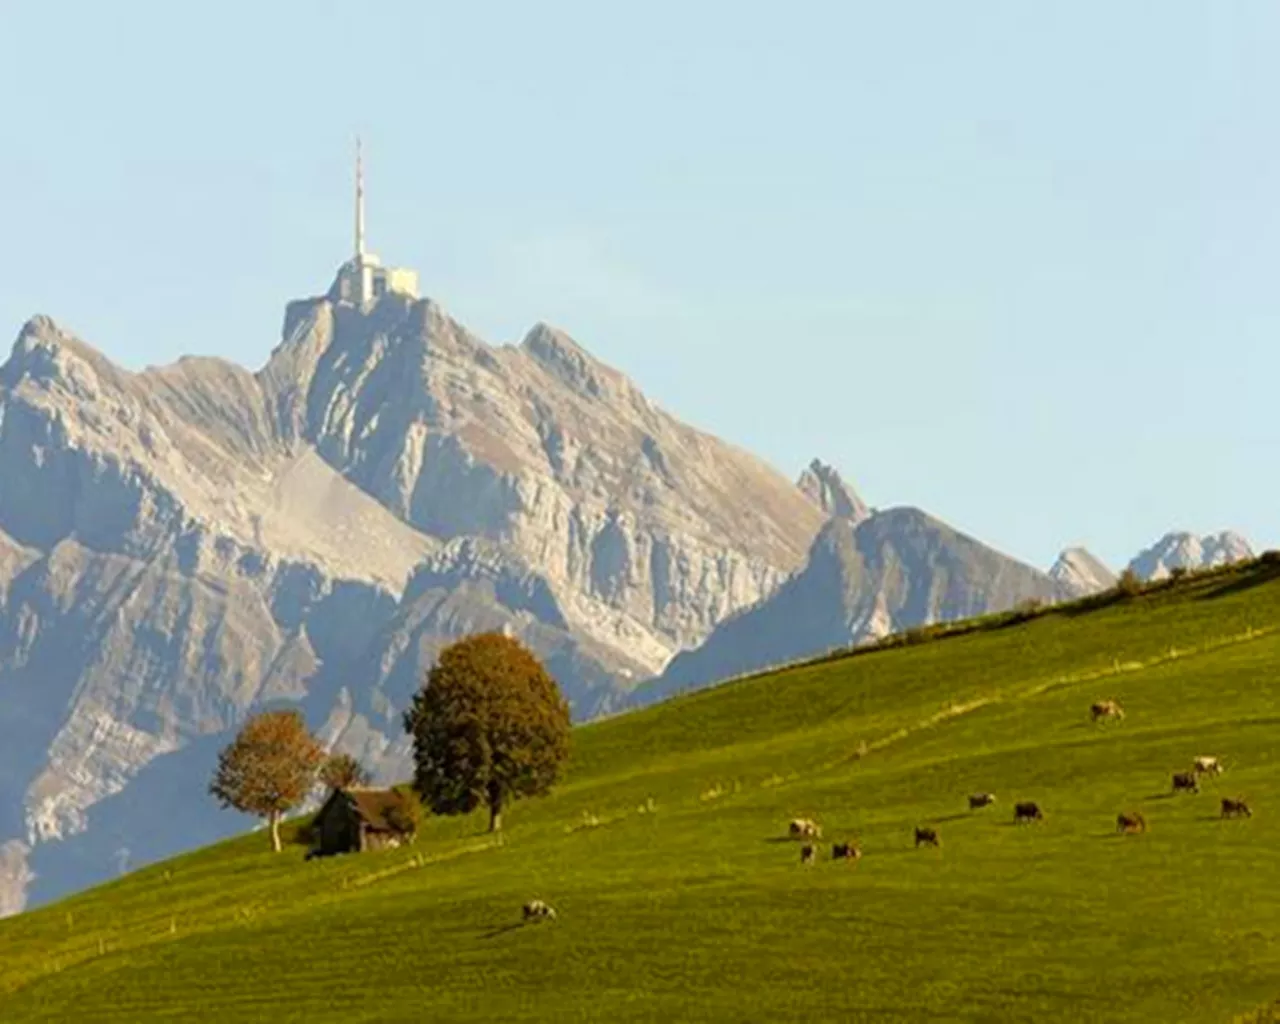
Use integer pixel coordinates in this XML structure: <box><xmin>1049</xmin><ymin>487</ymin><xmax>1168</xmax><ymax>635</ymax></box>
<box><xmin>789</xmin><ymin>698</ymin><xmax>1254</xmax><ymax>867</ymax></box>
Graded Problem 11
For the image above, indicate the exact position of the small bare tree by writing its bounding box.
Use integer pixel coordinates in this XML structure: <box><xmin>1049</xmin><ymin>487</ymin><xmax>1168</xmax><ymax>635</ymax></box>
<box><xmin>1115</xmin><ymin>567</ymin><xmax>1143</xmax><ymax>596</ymax></box>
<box><xmin>210</xmin><ymin>709</ymin><xmax>325</xmax><ymax>852</ymax></box>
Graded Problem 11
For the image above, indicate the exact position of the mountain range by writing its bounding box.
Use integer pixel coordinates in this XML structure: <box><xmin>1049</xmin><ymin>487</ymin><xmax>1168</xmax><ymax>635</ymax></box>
<box><xmin>0</xmin><ymin>284</ymin><xmax>1255</xmax><ymax>915</ymax></box>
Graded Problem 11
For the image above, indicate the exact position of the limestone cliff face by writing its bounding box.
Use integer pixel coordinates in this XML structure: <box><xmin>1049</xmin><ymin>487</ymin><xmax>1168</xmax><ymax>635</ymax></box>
<box><xmin>265</xmin><ymin>299</ymin><xmax>821</xmax><ymax>659</ymax></box>
<box><xmin>0</xmin><ymin>294</ymin><xmax>821</xmax><ymax>914</ymax></box>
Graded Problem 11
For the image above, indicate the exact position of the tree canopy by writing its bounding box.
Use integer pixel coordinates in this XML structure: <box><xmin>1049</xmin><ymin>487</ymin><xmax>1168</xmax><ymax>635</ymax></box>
<box><xmin>320</xmin><ymin>752</ymin><xmax>371</xmax><ymax>792</ymax></box>
<box><xmin>209</xmin><ymin>708</ymin><xmax>325</xmax><ymax>852</ymax></box>
<box><xmin>403</xmin><ymin>632</ymin><xmax>571</xmax><ymax>832</ymax></box>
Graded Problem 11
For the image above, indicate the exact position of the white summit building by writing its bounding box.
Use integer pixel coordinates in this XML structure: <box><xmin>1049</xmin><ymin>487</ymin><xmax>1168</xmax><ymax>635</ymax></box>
<box><xmin>329</xmin><ymin>140</ymin><xmax>419</xmax><ymax>307</ymax></box>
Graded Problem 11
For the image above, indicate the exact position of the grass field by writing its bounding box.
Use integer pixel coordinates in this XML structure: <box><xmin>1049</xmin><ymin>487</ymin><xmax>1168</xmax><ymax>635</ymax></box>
<box><xmin>2</xmin><ymin>561</ymin><xmax>1279</xmax><ymax>1022</ymax></box>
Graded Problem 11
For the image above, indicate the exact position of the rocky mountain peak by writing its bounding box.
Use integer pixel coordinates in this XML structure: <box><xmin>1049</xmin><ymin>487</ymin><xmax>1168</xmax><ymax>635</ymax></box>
<box><xmin>2</xmin><ymin>316</ymin><xmax>121</xmax><ymax>393</ymax></box>
<box><xmin>796</xmin><ymin>458</ymin><xmax>869</xmax><ymax>523</ymax></box>
<box><xmin>520</xmin><ymin>321</ymin><xmax>619</xmax><ymax>400</ymax></box>
<box><xmin>1047</xmin><ymin>547</ymin><xmax>1116</xmax><ymax>597</ymax></box>
<box><xmin>1128</xmin><ymin>530</ymin><xmax>1254</xmax><ymax>581</ymax></box>
<box><xmin>9</xmin><ymin>314</ymin><xmax>64</xmax><ymax>357</ymax></box>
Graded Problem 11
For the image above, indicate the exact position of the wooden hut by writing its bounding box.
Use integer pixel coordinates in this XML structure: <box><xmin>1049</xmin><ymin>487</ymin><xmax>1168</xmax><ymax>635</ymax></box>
<box><xmin>310</xmin><ymin>787</ymin><xmax>415</xmax><ymax>856</ymax></box>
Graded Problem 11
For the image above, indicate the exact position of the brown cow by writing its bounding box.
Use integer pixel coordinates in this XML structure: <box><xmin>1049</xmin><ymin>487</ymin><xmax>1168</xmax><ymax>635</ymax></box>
<box><xmin>800</xmin><ymin>844</ymin><xmax>816</xmax><ymax>865</ymax></box>
<box><xmin>968</xmin><ymin>792</ymin><xmax>996</xmax><ymax>811</ymax></box>
<box><xmin>1221</xmin><ymin>798</ymin><xmax>1252</xmax><ymax>819</ymax></box>
<box><xmin>1116</xmin><ymin>811</ymin><xmax>1146</xmax><ymax>834</ymax></box>
<box><xmin>831</xmin><ymin>842</ymin><xmax>862</xmax><ymax>862</ymax></box>
<box><xmin>1091</xmin><ymin>700</ymin><xmax>1125</xmax><ymax>723</ymax></box>
<box><xmin>1171</xmin><ymin>771</ymin><xmax>1199</xmax><ymax>795</ymax></box>
<box><xmin>1014</xmin><ymin>801</ymin><xmax>1044</xmax><ymax>823</ymax></box>
<box><xmin>914</xmin><ymin>826</ymin><xmax>940</xmax><ymax>848</ymax></box>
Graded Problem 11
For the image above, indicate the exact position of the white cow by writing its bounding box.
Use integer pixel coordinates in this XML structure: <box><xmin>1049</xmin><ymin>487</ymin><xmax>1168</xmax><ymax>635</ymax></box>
<box><xmin>523</xmin><ymin>899</ymin><xmax>557</xmax><ymax>922</ymax></box>
<box><xmin>1193</xmin><ymin>756</ymin><xmax>1223</xmax><ymax>776</ymax></box>
<box><xmin>789</xmin><ymin>818</ymin><xmax>822</xmax><ymax>839</ymax></box>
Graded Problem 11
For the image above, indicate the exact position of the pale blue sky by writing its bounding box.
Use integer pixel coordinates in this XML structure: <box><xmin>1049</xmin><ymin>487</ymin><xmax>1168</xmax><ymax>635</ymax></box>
<box><xmin>1</xmin><ymin>2</ymin><xmax>1275</xmax><ymax>570</ymax></box>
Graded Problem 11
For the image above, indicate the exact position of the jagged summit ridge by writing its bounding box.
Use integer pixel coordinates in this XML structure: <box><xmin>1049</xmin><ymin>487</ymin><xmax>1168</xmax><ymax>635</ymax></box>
<box><xmin>1128</xmin><ymin>531</ymin><xmax>1254</xmax><ymax>581</ymax></box>
<box><xmin>796</xmin><ymin>458</ymin><xmax>869</xmax><ymax>523</ymax></box>
<box><xmin>632</xmin><ymin>506</ymin><xmax>1068</xmax><ymax>704</ymax></box>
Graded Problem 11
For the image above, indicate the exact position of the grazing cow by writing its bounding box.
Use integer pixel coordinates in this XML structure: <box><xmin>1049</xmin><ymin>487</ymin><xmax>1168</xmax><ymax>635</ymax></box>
<box><xmin>1116</xmin><ymin>811</ymin><xmax>1146</xmax><ymax>834</ymax></box>
<box><xmin>800</xmin><ymin>844</ymin><xmax>816</xmax><ymax>865</ymax></box>
<box><xmin>1014</xmin><ymin>801</ymin><xmax>1044</xmax><ymax>823</ymax></box>
<box><xmin>968</xmin><ymin>792</ymin><xmax>996</xmax><ymax>811</ymax></box>
<box><xmin>1221</xmin><ymin>798</ymin><xmax>1252</xmax><ymax>819</ymax></box>
<box><xmin>789</xmin><ymin>818</ymin><xmax>822</xmax><ymax>839</ymax></box>
<box><xmin>1193</xmin><ymin>756</ymin><xmax>1223</xmax><ymax>776</ymax></box>
<box><xmin>523</xmin><ymin>900</ymin><xmax>557</xmax><ymax>922</ymax></box>
<box><xmin>831</xmin><ymin>842</ymin><xmax>862</xmax><ymax>862</ymax></box>
<box><xmin>914</xmin><ymin>826</ymin><xmax>940</xmax><ymax>848</ymax></box>
<box><xmin>1171</xmin><ymin>771</ymin><xmax>1200</xmax><ymax>795</ymax></box>
<box><xmin>1091</xmin><ymin>700</ymin><xmax>1125</xmax><ymax>722</ymax></box>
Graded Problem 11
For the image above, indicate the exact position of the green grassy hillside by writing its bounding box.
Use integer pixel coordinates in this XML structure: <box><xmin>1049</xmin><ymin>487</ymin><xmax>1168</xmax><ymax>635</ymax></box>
<box><xmin>3</xmin><ymin>561</ymin><xmax>1280</xmax><ymax>1022</ymax></box>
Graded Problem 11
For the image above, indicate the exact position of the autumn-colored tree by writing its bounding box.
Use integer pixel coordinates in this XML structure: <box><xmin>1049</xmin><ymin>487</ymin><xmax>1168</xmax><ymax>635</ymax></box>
<box><xmin>1116</xmin><ymin>567</ymin><xmax>1144</xmax><ymax>597</ymax></box>
<box><xmin>209</xmin><ymin>709</ymin><xmax>325</xmax><ymax>852</ymax></box>
<box><xmin>403</xmin><ymin>632</ymin><xmax>571</xmax><ymax>832</ymax></box>
<box><xmin>320</xmin><ymin>752</ymin><xmax>371</xmax><ymax>792</ymax></box>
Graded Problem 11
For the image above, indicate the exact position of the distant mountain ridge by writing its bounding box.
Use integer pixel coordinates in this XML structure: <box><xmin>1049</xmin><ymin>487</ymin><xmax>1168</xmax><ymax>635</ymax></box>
<box><xmin>634</xmin><ymin>523</ymin><xmax>1260</xmax><ymax>708</ymax></box>
<box><xmin>1127</xmin><ymin>531</ymin><xmax>1254</xmax><ymax>581</ymax></box>
<box><xmin>1045</xmin><ymin>531</ymin><xmax>1256</xmax><ymax>601</ymax></box>
<box><xmin>632</xmin><ymin>507</ymin><xmax>1070</xmax><ymax>705</ymax></box>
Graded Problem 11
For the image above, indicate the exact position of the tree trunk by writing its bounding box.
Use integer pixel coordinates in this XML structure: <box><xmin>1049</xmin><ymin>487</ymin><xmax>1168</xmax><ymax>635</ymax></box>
<box><xmin>269</xmin><ymin>810</ymin><xmax>282</xmax><ymax>852</ymax></box>
<box><xmin>488</xmin><ymin>783</ymin><xmax>504</xmax><ymax>833</ymax></box>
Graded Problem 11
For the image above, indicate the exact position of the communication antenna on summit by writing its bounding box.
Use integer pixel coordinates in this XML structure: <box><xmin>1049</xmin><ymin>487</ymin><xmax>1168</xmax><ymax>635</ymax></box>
<box><xmin>354</xmin><ymin>137</ymin><xmax>366</xmax><ymax>261</ymax></box>
<box><xmin>329</xmin><ymin>136</ymin><xmax>418</xmax><ymax>304</ymax></box>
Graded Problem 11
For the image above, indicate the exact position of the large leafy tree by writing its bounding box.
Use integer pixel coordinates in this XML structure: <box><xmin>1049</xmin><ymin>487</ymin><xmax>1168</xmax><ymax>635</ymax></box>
<box><xmin>209</xmin><ymin>708</ymin><xmax>325</xmax><ymax>852</ymax></box>
<box><xmin>403</xmin><ymin>632</ymin><xmax>571</xmax><ymax>832</ymax></box>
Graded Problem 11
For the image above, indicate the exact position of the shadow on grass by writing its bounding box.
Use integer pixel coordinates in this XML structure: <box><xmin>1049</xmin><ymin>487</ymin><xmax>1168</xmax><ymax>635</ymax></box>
<box><xmin>479</xmin><ymin>922</ymin><xmax>527</xmax><ymax>940</ymax></box>
<box><xmin>1193</xmin><ymin>565</ymin><xmax>1280</xmax><ymax>603</ymax></box>
<box><xmin>1055</xmin><ymin>592</ymin><xmax>1128</xmax><ymax>618</ymax></box>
